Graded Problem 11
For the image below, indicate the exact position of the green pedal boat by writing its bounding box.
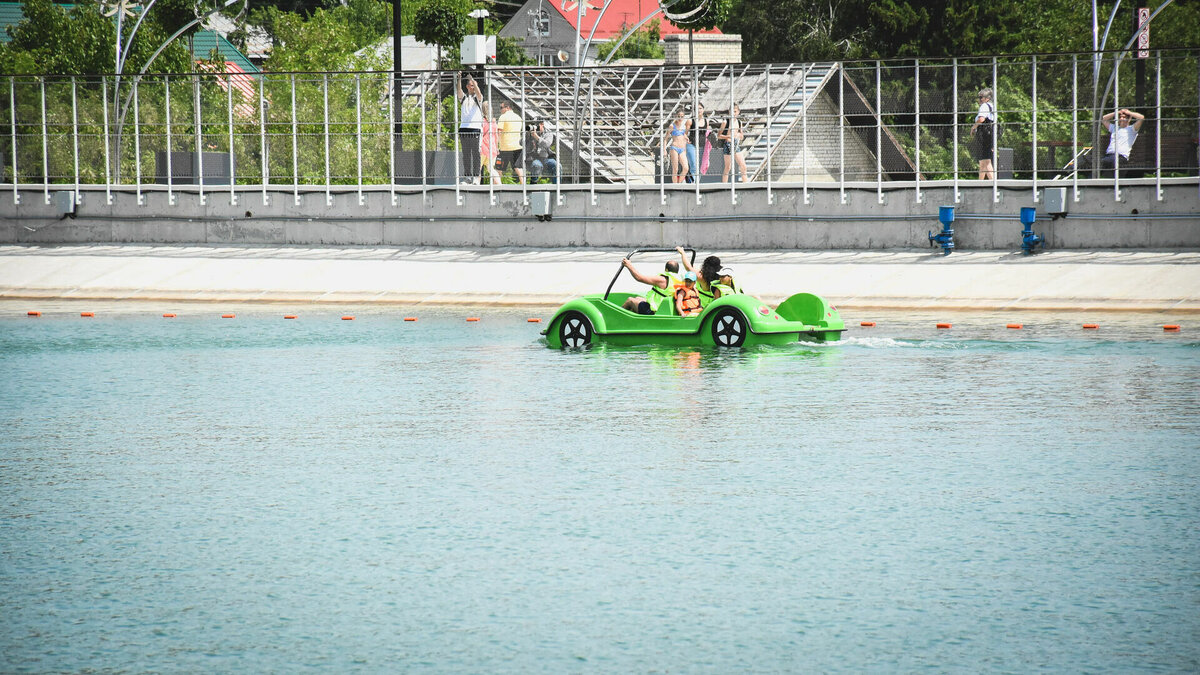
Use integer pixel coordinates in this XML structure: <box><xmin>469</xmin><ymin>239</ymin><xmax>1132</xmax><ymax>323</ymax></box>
<box><xmin>543</xmin><ymin>248</ymin><xmax>845</xmax><ymax>348</ymax></box>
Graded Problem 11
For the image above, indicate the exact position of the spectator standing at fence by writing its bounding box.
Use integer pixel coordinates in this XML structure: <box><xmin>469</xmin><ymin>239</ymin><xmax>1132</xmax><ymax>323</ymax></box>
<box><xmin>480</xmin><ymin>102</ymin><xmax>500</xmax><ymax>185</ymax></box>
<box><xmin>970</xmin><ymin>88</ymin><xmax>996</xmax><ymax>180</ymax></box>
<box><xmin>529</xmin><ymin>120</ymin><xmax>558</xmax><ymax>184</ymax></box>
<box><xmin>1099</xmin><ymin>108</ymin><xmax>1146</xmax><ymax>173</ymax></box>
<box><xmin>496</xmin><ymin>100</ymin><xmax>525</xmax><ymax>184</ymax></box>
<box><xmin>456</xmin><ymin>74</ymin><xmax>484</xmax><ymax>184</ymax></box>
<box><xmin>663</xmin><ymin>109</ymin><xmax>691</xmax><ymax>184</ymax></box>
<box><xmin>718</xmin><ymin>105</ymin><xmax>748</xmax><ymax>183</ymax></box>
<box><xmin>686</xmin><ymin>103</ymin><xmax>708</xmax><ymax>183</ymax></box>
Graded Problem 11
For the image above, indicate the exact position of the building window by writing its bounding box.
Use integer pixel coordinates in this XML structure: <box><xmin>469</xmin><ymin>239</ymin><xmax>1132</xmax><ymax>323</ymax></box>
<box><xmin>528</xmin><ymin>9</ymin><xmax>550</xmax><ymax>37</ymax></box>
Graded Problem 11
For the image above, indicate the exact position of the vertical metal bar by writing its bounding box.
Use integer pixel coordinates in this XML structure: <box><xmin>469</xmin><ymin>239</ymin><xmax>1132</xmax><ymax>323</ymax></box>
<box><xmin>9</xmin><ymin>77</ymin><xmax>18</xmax><ymax>204</ymax></box>
<box><xmin>521</xmin><ymin>70</ymin><xmax>527</xmax><ymax>205</ymax></box>
<box><xmin>554</xmin><ymin>69</ymin><xmax>561</xmax><ymax>204</ymax></box>
<box><xmin>662</xmin><ymin>68</ymin><xmax>672</xmax><ymax>206</ymax></box>
<box><xmin>260</xmin><ymin>73</ymin><xmax>267</xmax><ymax>205</ymax></box>
<box><xmin>356</xmin><ymin>74</ymin><xmax>363</xmax><ymax>205</ymax></box>
<box><xmin>589</xmin><ymin>72</ymin><xmax>596</xmax><ymax>204</ymax></box>
<box><xmin>623</xmin><ymin>67</ymin><xmax>629</xmax><ymax>203</ymax></box>
<box><xmin>991</xmin><ymin>56</ymin><xmax>998</xmax><ymax>203</ymax></box>
<box><xmin>228</xmin><ymin>67</ymin><xmax>235</xmax><ymax>205</ymax></box>
<box><xmin>693</xmin><ymin>63</ymin><xmax>700</xmax><ymax>204</ymax></box>
<box><xmin>195</xmin><ymin>74</ymin><xmax>204</xmax><ymax>204</ymax></box>
<box><xmin>71</xmin><ymin>77</ymin><xmax>79</xmax><ymax>203</ymax></box>
<box><xmin>952</xmin><ymin>58</ymin><xmax>960</xmax><ymax>203</ymax></box>
<box><xmin>487</xmin><ymin>75</ymin><xmax>494</xmax><ymax>204</ymax></box>
<box><xmin>420</xmin><ymin>73</ymin><xmax>427</xmax><ymax>197</ymax></box>
<box><xmin>1113</xmin><ymin>59</ymin><xmax>1120</xmax><ymax>201</ymax></box>
<box><xmin>1072</xmin><ymin>54</ymin><xmax>1079</xmax><ymax>202</ymax></box>
<box><xmin>40</xmin><ymin>77</ymin><xmax>48</xmax><ymax>203</ymax></box>
<box><xmin>729</xmin><ymin>63</ymin><xmax>736</xmax><ymax>204</ymax></box>
<box><xmin>290</xmin><ymin>74</ymin><xmax>298</xmax><ymax>204</ymax></box>
<box><xmin>875</xmin><ymin>61</ymin><xmax>882</xmax><ymax>204</ymax></box>
<box><xmin>165</xmin><ymin>75</ymin><xmax>174</xmax><ymax>205</ymax></box>
<box><xmin>323</xmin><ymin>73</ymin><xmax>331</xmax><ymax>205</ymax></box>
<box><xmin>803</xmin><ymin>65</ymin><xmax>809</xmax><ymax>204</ymax></box>
<box><xmin>1032</xmin><ymin>55</ymin><xmax>1038</xmax><ymax>203</ymax></box>
<box><xmin>388</xmin><ymin>73</ymin><xmax>395</xmax><ymax>205</ymax></box>
<box><xmin>914</xmin><ymin>59</ymin><xmax>922</xmax><ymax>203</ymax></box>
<box><xmin>1155</xmin><ymin>50</ymin><xmax>1162</xmax><ymax>200</ymax></box>
<box><xmin>838</xmin><ymin>64</ymin><xmax>845</xmax><ymax>204</ymax></box>
<box><xmin>102</xmin><ymin>77</ymin><xmax>111</xmax><ymax>203</ymax></box>
<box><xmin>134</xmin><ymin>77</ymin><xmax>142</xmax><ymax>203</ymax></box>
<box><xmin>766</xmin><ymin>63</ymin><xmax>772</xmax><ymax>203</ymax></box>
<box><xmin>454</xmin><ymin>70</ymin><xmax>461</xmax><ymax>205</ymax></box>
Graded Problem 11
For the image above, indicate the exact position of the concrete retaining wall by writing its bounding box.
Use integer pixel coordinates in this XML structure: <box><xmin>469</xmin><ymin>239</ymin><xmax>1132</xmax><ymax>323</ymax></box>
<box><xmin>2</xmin><ymin>181</ymin><xmax>1197</xmax><ymax>250</ymax></box>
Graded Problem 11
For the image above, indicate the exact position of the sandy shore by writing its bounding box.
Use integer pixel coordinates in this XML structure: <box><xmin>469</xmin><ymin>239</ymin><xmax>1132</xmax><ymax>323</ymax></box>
<box><xmin>1</xmin><ymin>245</ymin><xmax>1197</xmax><ymax>311</ymax></box>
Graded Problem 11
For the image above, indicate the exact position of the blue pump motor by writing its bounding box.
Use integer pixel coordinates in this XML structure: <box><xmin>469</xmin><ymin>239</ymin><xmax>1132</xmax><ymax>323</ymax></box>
<box><xmin>1020</xmin><ymin>206</ymin><xmax>1045</xmax><ymax>255</ymax></box>
<box><xmin>928</xmin><ymin>205</ymin><xmax>955</xmax><ymax>255</ymax></box>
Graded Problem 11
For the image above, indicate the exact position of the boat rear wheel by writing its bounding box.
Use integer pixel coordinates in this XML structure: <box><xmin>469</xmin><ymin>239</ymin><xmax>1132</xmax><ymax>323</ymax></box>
<box><xmin>558</xmin><ymin>311</ymin><xmax>593</xmax><ymax>348</ymax></box>
<box><xmin>711</xmin><ymin>308</ymin><xmax>748</xmax><ymax>347</ymax></box>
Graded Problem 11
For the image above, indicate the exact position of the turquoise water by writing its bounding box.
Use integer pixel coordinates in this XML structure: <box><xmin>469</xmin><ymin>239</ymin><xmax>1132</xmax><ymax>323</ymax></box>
<box><xmin>2</xmin><ymin>303</ymin><xmax>1198</xmax><ymax>672</ymax></box>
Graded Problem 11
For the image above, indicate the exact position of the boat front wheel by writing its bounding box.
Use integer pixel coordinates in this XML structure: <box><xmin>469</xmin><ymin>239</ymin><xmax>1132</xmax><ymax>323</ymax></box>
<box><xmin>711</xmin><ymin>308</ymin><xmax>748</xmax><ymax>347</ymax></box>
<box><xmin>558</xmin><ymin>310</ymin><xmax>593</xmax><ymax>348</ymax></box>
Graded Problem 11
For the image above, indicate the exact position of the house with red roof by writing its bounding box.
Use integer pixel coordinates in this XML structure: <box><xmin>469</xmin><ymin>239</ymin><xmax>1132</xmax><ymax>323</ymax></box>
<box><xmin>498</xmin><ymin>0</ymin><xmax>740</xmax><ymax>66</ymax></box>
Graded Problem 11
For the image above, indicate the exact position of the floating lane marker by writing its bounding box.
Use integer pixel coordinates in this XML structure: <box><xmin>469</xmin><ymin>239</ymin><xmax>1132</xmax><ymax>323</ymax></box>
<box><xmin>1163</xmin><ymin>324</ymin><xmax>1181</xmax><ymax>332</ymax></box>
<box><xmin>80</xmin><ymin>311</ymin><xmax>94</xmax><ymax>318</ymax></box>
<box><xmin>860</xmin><ymin>321</ymin><xmax>876</xmax><ymax>327</ymax></box>
<box><xmin>342</xmin><ymin>316</ymin><xmax>355</xmax><ymax>321</ymax></box>
<box><xmin>284</xmin><ymin>315</ymin><xmax>298</xmax><ymax>320</ymax></box>
<box><xmin>936</xmin><ymin>322</ymin><xmax>952</xmax><ymax>329</ymax></box>
<box><xmin>1006</xmin><ymin>323</ymin><xmax>1023</xmax><ymax>329</ymax></box>
<box><xmin>163</xmin><ymin>313</ymin><xmax>177</xmax><ymax>318</ymax></box>
<box><xmin>27</xmin><ymin>310</ymin><xmax>40</xmax><ymax>317</ymax></box>
<box><xmin>527</xmin><ymin>318</ymin><xmax>541</xmax><ymax>323</ymax></box>
<box><xmin>1082</xmin><ymin>323</ymin><xmax>1098</xmax><ymax>329</ymax></box>
<box><xmin>404</xmin><ymin>317</ymin><xmax>418</xmax><ymax>322</ymax></box>
<box><xmin>221</xmin><ymin>314</ymin><xmax>235</xmax><ymax>319</ymax></box>
<box><xmin>466</xmin><ymin>317</ymin><xmax>480</xmax><ymax>322</ymax></box>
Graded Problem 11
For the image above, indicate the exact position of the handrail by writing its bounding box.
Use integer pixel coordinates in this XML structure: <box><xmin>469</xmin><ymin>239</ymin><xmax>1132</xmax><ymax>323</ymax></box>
<box><xmin>603</xmin><ymin>247</ymin><xmax>696</xmax><ymax>302</ymax></box>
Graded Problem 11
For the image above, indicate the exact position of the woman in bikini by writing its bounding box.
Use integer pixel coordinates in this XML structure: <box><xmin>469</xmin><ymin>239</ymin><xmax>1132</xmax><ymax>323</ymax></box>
<box><xmin>663</xmin><ymin>109</ymin><xmax>691</xmax><ymax>184</ymax></box>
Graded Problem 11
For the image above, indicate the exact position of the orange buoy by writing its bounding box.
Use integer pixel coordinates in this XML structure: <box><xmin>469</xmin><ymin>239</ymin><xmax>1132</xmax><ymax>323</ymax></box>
<box><xmin>80</xmin><ymin>311</ymin><xmax>94</xmax><ymax>317</ymax></box>
<box><xmin>284</xmin><ymin>315</ymin><xmax>298</xmax><ymax>319</ymax></box>
<box><xmin>527</xmin><ymin>318</ymin><xmax>542</xmax><ymax>323</ymax></box>
<box><xmin>404</xmin><ymin>317</ymin><xmax>418</xmax><ymax>322</ymax></box>
<box><xmin>466</xmin><ymin>317</ymin><xmax>480</xmax><ymax>322</ymax></box>
<box><xmin>936</xmin><ymin>322</ymin><xmax>952</xmax><ymax>329</ymax></box>
<box><xmin>221</xmin><ymin>314</ymin><xmax>235</xmax><ymax>319</ymax></box>
<box><xmin>1082</xmin><ymin>323</ymin><xmax>1098</xmax><ymax>329</ymax></box>
<box><xmin>1163</xmin><ymin>325</ymin><xmax>1181</xmax><ymax>332</ymax></box>
<box><xmin>27</xmin><ymin>310</ymin><xmax>40</xmax><ymax>317</ymax></box>
<box><xmin>163</xmin><ymin>313</ymin><xmax>176</xmax><ymax>318</ymax></box>
<box><xmin>1006</xmin><ymin>323</ymin><xmax>1022</xmax><ymax>329</ymax></box>
<box><xmin>860</xmin><ymin>321</ymin><xmax>876</xmax><ymax>327</ymax></box>
<box><xmin>341</xmin><ymin>316</ymin><xmax>355</xmax><ymax>321</ymax></box>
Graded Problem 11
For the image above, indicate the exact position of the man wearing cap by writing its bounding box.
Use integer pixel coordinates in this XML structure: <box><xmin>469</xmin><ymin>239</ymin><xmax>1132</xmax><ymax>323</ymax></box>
<box><xmin>620</xmin><ymin>257</ymin><xmax>682</xmax><ymax>315</ymax></box>
<box><xmin>675</xmin><ymin>270</ymin><xmax>702</xmax><ymax>317</ymax></box>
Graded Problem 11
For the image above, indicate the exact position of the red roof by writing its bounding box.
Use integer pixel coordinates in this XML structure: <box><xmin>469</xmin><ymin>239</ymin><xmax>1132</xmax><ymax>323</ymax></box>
<box><xmin>553</xmin><ymin>0</ymin><xmax>723</xmax><ymax>41</ymax></box>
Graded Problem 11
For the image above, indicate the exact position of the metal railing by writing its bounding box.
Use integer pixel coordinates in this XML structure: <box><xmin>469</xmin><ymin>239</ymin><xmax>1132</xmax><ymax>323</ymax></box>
<box><xmin>2</xmin><ymin>50</ymin><xmax>1196</xmax><ymax>206</ymax></box>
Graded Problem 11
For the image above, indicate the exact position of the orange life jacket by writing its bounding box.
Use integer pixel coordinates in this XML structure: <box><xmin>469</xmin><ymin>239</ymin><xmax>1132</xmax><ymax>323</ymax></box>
<box><xmin>675</xmin><ymin>285</ymin><xmax>701</xmax><ymax>315</ymax></box>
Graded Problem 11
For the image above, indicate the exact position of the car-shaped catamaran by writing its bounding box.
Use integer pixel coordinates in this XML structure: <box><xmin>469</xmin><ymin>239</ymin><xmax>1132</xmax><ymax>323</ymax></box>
<box><xmin>543</xmin><ymin>248</ymin><xmax>845</xmax><ymax>348</ymax></box>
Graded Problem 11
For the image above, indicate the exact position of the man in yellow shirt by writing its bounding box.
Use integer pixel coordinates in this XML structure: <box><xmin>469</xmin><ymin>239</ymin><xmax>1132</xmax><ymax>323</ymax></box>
<box><xmin>496</xmin><ymin>100</ymin><xmax>525</xmax><ymax>184</ymax></box>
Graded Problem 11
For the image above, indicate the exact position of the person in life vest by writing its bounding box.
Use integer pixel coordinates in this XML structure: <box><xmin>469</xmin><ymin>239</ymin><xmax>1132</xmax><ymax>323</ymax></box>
<box><xmin>712</xmin><ymin>266</ymin><xmax>742</xmax><ymax>296</ymax></box>
<box><xmin>675</xmin><ymin>270</ymin><xmax>702</xmax><ymax>317</ymax></box>
<box><xmin>621</xmin><ymin>257</ymin><xmax>683</xmax><ymax>314</ymax></box>
<box><xmin>678</xmin><ymin>250</ymin><xmax>724</xmax><ymax>307</ymax></box>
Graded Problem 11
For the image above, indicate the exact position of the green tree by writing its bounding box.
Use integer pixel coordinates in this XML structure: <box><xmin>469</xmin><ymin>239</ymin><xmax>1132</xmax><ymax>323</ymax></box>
<box><xmin>598</xmin><ymin>19</ymin><xmax>665</xmax><ymax>62</ymax></box>
<box><xmin>413</xmin><ymin>0</ymin><xmax>469</xmax><ymax>67</ymax></box>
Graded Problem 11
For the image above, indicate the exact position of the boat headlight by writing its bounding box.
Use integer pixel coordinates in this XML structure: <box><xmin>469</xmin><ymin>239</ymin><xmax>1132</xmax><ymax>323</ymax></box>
<box><xmin>758</xmin><ymin>306</ymin><xmax>770</xmax><ymax>316</ymax></box>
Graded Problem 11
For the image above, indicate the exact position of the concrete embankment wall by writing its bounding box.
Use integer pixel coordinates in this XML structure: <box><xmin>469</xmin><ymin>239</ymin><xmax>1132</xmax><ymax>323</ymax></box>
<box><xmin>2</xmin><ymin>182</ymin><xmax>1198</xmax><ymax>250</ymax></box>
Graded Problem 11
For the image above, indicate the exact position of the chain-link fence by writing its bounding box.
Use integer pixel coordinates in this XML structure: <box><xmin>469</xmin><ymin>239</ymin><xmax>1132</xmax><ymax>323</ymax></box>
<box><xmin>2</xmin><ymin>50</ymin><xmax>1196</xmax><ymax>196</ymax></box>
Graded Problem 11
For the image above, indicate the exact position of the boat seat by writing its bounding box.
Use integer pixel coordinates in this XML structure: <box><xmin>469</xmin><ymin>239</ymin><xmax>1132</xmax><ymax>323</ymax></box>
<box><xmin>656</xmin><ymin>295</ymin><xmax>676</xmax><ymax>316</ymax></box>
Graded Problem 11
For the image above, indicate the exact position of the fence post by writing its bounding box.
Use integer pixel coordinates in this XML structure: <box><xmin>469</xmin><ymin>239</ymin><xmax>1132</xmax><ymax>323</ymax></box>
<box><xmin>660</xmin><ymin>67</ymin><xmax>666</xmax><ymax>205</ymax></box>
<box><xmin>624</xmin><ymin>67</ymin><xmax>629</xmax><ymax>204</ymax></box>
<box><xmin>9</xmin><ymin>77</ymin><xmax>17</xmax><ymax>204</ymax></box>
<box><xmin>356</xmin><ymin>74</ymin><xmax>363</xmax><ymax>205</ymax></box>
<box><xmin>521</xmin><ymin>70</ymin><xmax>528</xmax><ymax>205</ymax></box>
<box><xmin>135</xmin><ymin>77</ymin><xmax>142</xmax><ymax>203</ymax></box>
<box><xmin>952</xmin><ymin>58</ymin><xmax>960</xmax><ymax>203</ymax></box>
<box><xmin>991</xmin><ymin>56</ymin><xmax>998</xmax><ymax>203</ymax></box>
<box><xmin>803</xmin><ymin>64</ymin><xmax>809</xmax><ymax>205</ymax></box>
<box><xmin>912</xmin><ymin>59</ymin><xmax>921</xmax><ymax>201</ymax></box>
<box><xmin>1032</xmin><ymin>55</ymin><xmax>1038</xmax><ymax>203</ymax></box>
<box><xmin>765</xmin><ymin>63</ymin><xmax>772</xmax><ymax>203</ymax></box>
<box><xmin>165</xmin><ymin>76</ymin><xmax>174</xmax><ymax>205</ymax></box>
<box><xmin>388</xmin><ymin>73</ymin><xmax>395</xmax><ymax>205</ymax></box>
<box><xmin>1155</xmin><ymin>50</ymin><xmax>1162</xmax><ymax>201</ymax></box>
<box><xmin>71</xmin><ymin>77</ymin><xmax>79</xmax><ymax>206</ymax></box>
<box><xmin>194</xmin><ymin>73</ymin><xmax>204</xmax><ymax>205</ymax></box>
<box><xmin>693</xmin><ymin>63</ymin><xmax>700</xmax><ymax>205</ymax></box>
<box><xmin>554</xmin><ymin>68</ymin><xmax>561</xmax><ymax>205</ymax></box>
<box><xmin>323</xmin><ymin>73</ymin><xmax>331</xmax><ymax>205</ymax></box>
<box><xmin>838</xmin><ymin>64</ymin><xmax>845</xmax><ymax>204</ymax></box>
<box><xmin>730</xmin><ymin>63</ymin><xmax>736</xmax><ymax>204</ymax></box>
<box><xmin>40</xmin><ymin>77</ymin><xmax>48</xmax><ymax>204</ymax></box>
<box><xmin>1113</xmin><ymin>62</ymin><xmax>1121</xmax><ymax>202</ymax></box>
<box><xmin>1072</xmin><ymin>54</ymin><xmax>1078</xmax><ymax>203</ymax></box>
<box><xmin>228</xmin><ymin>67</ymin><xmax>236</xmax><ymax>206</ymax></box>
<box><xmin>454</xmin><ymin>71</ymin><xmax>461</xmax><ymax>206</ymax></box>
<box><xmin>102</xmin><ymin>77</ymin><xmax>112</xmax><ymax>204</ymax></box>
<box><xmin>290</xmin><ymin>74</ymin><xmax>298</xmax><ymax>205</ymax></box>
<box><xmin>420</xmin><ymin>73</ymin><xmax>427</xmax><ymax>196</ymax></box>
<box><xmin>260</xmin><ymin>73</ymin><xmax>267</xmax><ymax>206</ymax></box>
<box><xmin>875</xmin><ymin>61</ymin><xmax>883</xmax><ymax>204</ymax></box>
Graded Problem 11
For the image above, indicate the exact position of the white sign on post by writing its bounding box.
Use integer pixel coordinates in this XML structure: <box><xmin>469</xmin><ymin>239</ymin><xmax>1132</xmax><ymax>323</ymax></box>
<box><xmin>1137</xmin><ymin>7</ymin><xmax>1150</xmax><ymax>59</ymax></box>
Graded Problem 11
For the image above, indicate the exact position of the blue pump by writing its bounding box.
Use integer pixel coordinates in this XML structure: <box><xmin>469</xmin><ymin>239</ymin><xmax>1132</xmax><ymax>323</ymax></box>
<box><xmin>928</xmin><ymin>205</ymin><xmax>955</xmax><ymax>255</ymax></box>
<box><xmin>1020</xmin><ymin>206</ymin><xmax>1045</xmax><ymax>255</ymax></box>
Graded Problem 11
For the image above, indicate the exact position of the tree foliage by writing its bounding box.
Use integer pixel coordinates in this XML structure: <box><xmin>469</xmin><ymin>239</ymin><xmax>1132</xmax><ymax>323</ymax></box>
<box><xmin>413</xmin><ymin>0</ymin><xmax>469</xmax><ymax>65</ymax></box>
<box><xmin>665</xmin><ymin>0</ymin><xmax>731</xmax><ymax>32</ymax></box>
<box><xmin>598</xmin><ymin>20</ymin><xmax>666</xmax><ymax>62</ymax></box>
